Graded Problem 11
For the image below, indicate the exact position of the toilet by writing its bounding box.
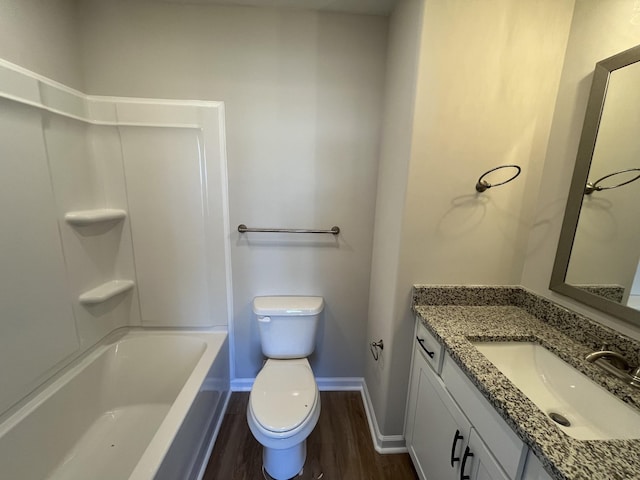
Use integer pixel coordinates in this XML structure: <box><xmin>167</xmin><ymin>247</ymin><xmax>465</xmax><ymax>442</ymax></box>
<box><xmin>247</xmin><ymin>296</ymin><xmax>324</xmax><ymax>480</ymax></box>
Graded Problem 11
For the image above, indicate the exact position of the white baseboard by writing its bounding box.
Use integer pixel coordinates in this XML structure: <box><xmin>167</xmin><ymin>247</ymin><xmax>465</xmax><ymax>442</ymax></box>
<box><xmin>230</xmin><ymin>377</ymin><xmax>254</xmax><ymax>391</ymax></box>
<box><xmin>230</xmin><ymin>376</ymin><xmax>406</xmax><ymax>454</ymax></box>
<box><xmin>231</xmin><ymin>376</ymin><xmax>363</xmax><ymax>392</ymax></box>
<box><xmin>360</xmin><ymin>381</ymin><xmax>407</xmax><ymax>454</ymax></box>
<box><xmin>316</xmin><ymin>377</ymin><xmax>364</xmax><ymax>391</ymax></box>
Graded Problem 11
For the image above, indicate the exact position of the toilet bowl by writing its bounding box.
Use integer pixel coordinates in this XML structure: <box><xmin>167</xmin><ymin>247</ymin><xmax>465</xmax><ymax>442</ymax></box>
<box><xmin>248</xmin><ymin>359</ymin><xmax>321</xmax><ymax>479</ymax></box>
<box><xmin>247</xmin><ymin>296</ymin><xmax>324</xmax><ymax>480</ymax></box>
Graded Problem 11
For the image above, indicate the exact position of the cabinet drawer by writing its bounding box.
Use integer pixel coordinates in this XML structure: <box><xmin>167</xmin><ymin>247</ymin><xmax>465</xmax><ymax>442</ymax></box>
<box><xmin>415</xmin><ymin>319</ymin><xmax>443</xmax><ymax>374</ymax></box>
<box><xmin>442</xmin><ymin>354</ymin><xmax>527</xmax><ymax>479</ymax></box>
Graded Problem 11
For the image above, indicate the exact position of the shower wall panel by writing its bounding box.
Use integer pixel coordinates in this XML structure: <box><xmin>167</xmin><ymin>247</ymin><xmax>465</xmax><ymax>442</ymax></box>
<box><xmin>44</xmin><ymin>117</ymin><xmax>141</xmax><ymax>345</ymax></box>
<box><xmin>0</xmin><ymin>98</ymin><xmax>79</xmax><ymax>416</ymax></box>
<box><xmin>120</xmin><ymin>126</ymin><xmax>224</xmax><ymax>327</ymax></box>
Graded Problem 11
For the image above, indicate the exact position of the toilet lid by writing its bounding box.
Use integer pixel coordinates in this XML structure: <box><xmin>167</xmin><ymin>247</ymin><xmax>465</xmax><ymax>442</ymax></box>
<box><xmin>251</xmin><ymin>362</ymin><xmax>317</xmax><ymax>433</ymax></box>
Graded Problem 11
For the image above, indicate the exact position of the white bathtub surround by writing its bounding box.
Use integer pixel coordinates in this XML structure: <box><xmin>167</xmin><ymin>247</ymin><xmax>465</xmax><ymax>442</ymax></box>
<box><xmin>0</xmin><ymin>329</ymin><xmax>229</xmax><ymax>480</ymax></box>
<box><xmin>0</xmin><ymin>58</ymin><xmax>232</xmax><ymax>421</ymax></box>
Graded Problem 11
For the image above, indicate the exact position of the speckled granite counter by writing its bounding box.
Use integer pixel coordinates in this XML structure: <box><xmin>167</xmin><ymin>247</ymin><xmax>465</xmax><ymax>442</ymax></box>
<box><xmin>412</xmin><ymin>286</ymin><xmax>640</xmax><ymax>480</ymax></box>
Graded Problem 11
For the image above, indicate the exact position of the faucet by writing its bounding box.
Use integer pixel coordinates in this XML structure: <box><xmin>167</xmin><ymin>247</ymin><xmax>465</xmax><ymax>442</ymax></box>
<box><xmin>585</xmin><ymin>348</ymin><xmax>640</xmax><ymax>388</ymax></box>
<box><xmin>585</xmin><ymin>350</ymin><xmax>630</xmax><ymax>370</ymax></box>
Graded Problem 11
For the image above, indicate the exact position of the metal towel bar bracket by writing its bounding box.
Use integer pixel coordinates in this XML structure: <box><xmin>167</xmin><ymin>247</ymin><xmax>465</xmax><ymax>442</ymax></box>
<box><xmin>238</xmin><ymin>224</ymin><xmax>340</xmax><ymax>235</ymax></box>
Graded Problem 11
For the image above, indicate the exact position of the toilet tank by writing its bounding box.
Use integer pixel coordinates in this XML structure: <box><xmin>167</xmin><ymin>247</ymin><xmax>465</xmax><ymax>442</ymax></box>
<box><xmin>253</xmin><ymin>296</ymin><xmax>324</xmax><ymax>359</ymax></box>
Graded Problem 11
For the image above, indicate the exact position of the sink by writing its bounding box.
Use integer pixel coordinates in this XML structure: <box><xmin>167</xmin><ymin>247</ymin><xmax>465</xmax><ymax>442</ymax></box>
<box><xmin>473</xmin><ymin>341</ymin><xmax>640</xmax><ymax>440</ymax></box>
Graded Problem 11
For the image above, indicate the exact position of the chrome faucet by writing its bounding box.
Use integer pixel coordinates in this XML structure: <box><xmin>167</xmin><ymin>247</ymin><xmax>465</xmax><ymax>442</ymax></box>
<box><xmin>585</xmin><ymin>348</ymin><xmax>640</xmax><ymax>388</ymax></box>
<box><xmin>585</xmin><ymin>350</ymin><xmax>630</xmax><ymax>370</ymax></box>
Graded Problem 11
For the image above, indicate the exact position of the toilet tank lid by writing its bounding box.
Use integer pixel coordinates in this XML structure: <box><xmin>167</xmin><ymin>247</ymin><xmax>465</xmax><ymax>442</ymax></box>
<box><xmin>253</xmin><ymin>296</ymin><xmax>324</xmax><ymax>316</ymax></box>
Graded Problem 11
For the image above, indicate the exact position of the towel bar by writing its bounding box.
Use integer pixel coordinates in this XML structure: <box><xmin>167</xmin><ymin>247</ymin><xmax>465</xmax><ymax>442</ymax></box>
<box><xmin>237</xmin><ymin>224</ymin><xmax>340</xmax><ymax>235</ymax></box>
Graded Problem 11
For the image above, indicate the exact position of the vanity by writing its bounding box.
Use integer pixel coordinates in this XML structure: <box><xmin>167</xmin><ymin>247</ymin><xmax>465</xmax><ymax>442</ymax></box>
<box><xmin>405</xmin><ymin>286</ymin><xmax>640</xmax><ymax>480</ymax></box>
<box><xmin>403</xmin><ymin>42</ymin><xmax>640</xmax><ymax>480</ymax></box>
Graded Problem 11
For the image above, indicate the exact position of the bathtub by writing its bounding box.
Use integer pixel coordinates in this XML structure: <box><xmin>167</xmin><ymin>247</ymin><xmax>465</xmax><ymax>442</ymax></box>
<box><xmin>0</xmin><ymin>329</ymin><xmax>229</xmax><ymax>480</ymax></box>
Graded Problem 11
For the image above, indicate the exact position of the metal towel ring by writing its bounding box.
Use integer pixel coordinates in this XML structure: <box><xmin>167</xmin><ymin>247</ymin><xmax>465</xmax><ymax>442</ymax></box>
<box><xmin>475</xmin><ymin>164</ymin><xmax>522</xmax><ymax>192</ymax></box>
<box><xmin>584</xmin><ymin>168</ymin><xmax>640</xmax><ymax>195</ymax></box>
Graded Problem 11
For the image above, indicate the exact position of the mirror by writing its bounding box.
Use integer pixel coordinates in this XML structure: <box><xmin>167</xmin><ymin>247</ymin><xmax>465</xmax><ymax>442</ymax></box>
<box><xmin>551</xmin><ymin>43</ymin><xmax>640</xmax><ymax>325</ymax></box>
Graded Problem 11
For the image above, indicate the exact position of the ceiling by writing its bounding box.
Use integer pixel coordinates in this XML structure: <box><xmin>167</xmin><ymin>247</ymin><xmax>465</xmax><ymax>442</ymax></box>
<box><xmin>129</xmin><ymin>0</ymin><xmax>399</xmax><ymax>16</ymax></box>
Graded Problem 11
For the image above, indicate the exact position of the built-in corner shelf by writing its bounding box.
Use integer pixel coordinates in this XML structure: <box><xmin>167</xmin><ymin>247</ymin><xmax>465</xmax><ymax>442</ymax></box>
<box><xmin>78</xmin><ymin>280</ymin><xmax>135</xmax><ymax>305</ymax></box>
<box><xmin>64</xmin><ymin>209</ymin><xmax>127</xmax><ymax>226</ymax></box>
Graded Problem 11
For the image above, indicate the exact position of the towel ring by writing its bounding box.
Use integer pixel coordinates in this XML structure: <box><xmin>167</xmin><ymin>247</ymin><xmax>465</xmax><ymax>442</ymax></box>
<box><xmin>584</xmin><ymin>168</ymin><xmax>640</xmax><ymax>195</ymax></box>
<box><xmin>475</xmin><ymin>165</ymin><xmax>522</xmax><ymax>192</ymax></box>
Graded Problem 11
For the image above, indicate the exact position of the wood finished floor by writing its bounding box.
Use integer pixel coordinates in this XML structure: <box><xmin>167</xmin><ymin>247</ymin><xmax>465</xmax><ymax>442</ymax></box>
<box><xmin>203</xmin><ymin>391</ymin><xmax>418</xmax><ymax>480</ymax></box>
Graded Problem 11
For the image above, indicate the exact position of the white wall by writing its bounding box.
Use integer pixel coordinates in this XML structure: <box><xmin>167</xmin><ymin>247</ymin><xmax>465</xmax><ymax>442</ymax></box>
<box><xmin>0</xmin><ymin>0</ymin><xmax>83</xmax><ymax>89</ymax></box>
<box><xmin>368</xmin><ymin>0</ymin><xmax>575</xmax><ymax>436</ymax></box>
<box><xmin>521</xmin><ymin>0</ymin><xmax>640</xmax><ymax>339</ymax></box>
<box><xmin>78</xmin><ymin>1</ymin><xmax>389</xmax><ymax>379</ymax></box>
<box><xmin>365</xmin><ymin>0</ymin><xmax>423</xmax><ymax>444</ymax></box>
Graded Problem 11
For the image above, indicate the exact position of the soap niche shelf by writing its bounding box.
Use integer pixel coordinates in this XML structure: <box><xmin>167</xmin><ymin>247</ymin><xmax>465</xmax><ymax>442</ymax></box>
<box><xmin>66</xmin><ymin>208</ymin><xmax>135</xmax><ymax>306</ymax></box>
<box><xmin>79</xmin><ymin>280</ymin><xmax>135</xmax><ymax>305</ymax></box>
<box><xmin>65</xmin><ymin>209</ymin><xmax>127</xmax><ymax>226</ymax></box>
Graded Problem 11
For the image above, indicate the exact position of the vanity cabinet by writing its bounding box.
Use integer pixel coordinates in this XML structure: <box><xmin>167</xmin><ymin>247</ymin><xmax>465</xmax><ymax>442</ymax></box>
<box><xmin>405</xmin><ymin>320</ymin><xmax>527</xmax><ymax>480</ymax></box>
<box><xmin>406</xmin><ymin>343</ymin><xmax>472</xmax><ymax>480</ymax></box>
<box><xmin>520</xmin><ymin>451</ymin><xmax>553</xmax><ymax>480</ymax></box>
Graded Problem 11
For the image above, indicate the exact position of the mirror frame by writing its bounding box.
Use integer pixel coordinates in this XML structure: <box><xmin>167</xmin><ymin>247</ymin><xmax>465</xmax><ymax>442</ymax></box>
<box><xmin>550</xmin><ymin>43</ymin><xmax>640</xmax><ymax>325</ymax></box>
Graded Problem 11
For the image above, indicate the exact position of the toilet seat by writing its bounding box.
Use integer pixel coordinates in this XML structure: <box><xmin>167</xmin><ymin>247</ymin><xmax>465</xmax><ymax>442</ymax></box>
<box><xmin>250</xmin><ymin>359</ymin><xmax>318</xmax><ymax>436</ymax></box>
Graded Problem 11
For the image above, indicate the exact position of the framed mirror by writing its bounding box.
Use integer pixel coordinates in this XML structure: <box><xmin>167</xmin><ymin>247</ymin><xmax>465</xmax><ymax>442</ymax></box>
<box><xmin>550</xmin><ymin>43</ymin><xmax>640</xmax><ymax>325</ymax></box>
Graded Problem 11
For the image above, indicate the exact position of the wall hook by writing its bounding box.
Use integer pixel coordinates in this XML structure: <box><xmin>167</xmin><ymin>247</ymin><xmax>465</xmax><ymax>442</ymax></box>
<box><xmin>370</xmin><ymin>339</ymin><xmax>384</xmax><ymax>361</ymax></box>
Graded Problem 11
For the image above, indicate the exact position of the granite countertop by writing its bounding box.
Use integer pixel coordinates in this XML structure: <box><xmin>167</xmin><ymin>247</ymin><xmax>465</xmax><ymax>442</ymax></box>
<box><xmin>412</xmin><ymin>286</ymin><xmax>640</xmax><ymax>480</ymax></box>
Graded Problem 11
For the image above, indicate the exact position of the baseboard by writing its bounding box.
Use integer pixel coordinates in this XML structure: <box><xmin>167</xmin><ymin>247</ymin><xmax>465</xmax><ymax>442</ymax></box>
<box><xmin>360</xmin><ymin>381</ymin><xmax>407</xmax><ymax>454</ymax></box>
<box><xmin>230</xmin><ymin>377</ymin><xmax>254</xmax><ymax>391</ymax></box>
<box><xmin>231</xmin><ymin>376</ymin><xmax>406</xmax><ymax>454</ymax></box>
<box><xmin>316</xmin><ymin>377</ymin><xmax>364</xmax><ymax>391</ymax></box>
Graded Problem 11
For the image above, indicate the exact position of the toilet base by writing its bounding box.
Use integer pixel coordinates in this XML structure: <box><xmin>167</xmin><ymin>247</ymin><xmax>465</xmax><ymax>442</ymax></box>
<box><xmin>263</xmin><ymin>440</ymin><xmax>306</xmax><ymax>480</ymax></box>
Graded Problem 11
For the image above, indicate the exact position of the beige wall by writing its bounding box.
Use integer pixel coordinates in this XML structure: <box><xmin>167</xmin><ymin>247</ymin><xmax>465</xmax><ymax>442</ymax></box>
<box><xmin>521</xmin><ymin>0</ymin><xmax>640</xmax><ymax>339</ymax></box>
<box><xmin>368</xmin><ymin>0</ymin><xmax>575</xmax><ymax>436</ymax></box>
<box><xmin>0</xmin><ymin>0</ymin><xmax>83</xmax><ymax>89</ymax></box>
<box><xmin>78</xmin><ymin>0</ymin><xmax>388</xmax><ymax>379</ymax></box>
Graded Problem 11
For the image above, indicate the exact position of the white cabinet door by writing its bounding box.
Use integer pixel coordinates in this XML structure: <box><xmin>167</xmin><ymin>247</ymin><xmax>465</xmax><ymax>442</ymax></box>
<box><xmin>441</xmin><ymin>355</ymin><xmax>526</xmax><ymax>478</ymax></box>
<box><xmin>465</xmin><ymin>429</ymin><xmax>510</xmax><ymax>480</ymax></box>
<box><xmin>407</xmin><ymin>346</ymin><xmax>472</xmax><ymax>480</ymax></box>
<box><xmin>521</xmin><ymin>450</ymin><xmax>553</xmax><ymax>480</ymax></box>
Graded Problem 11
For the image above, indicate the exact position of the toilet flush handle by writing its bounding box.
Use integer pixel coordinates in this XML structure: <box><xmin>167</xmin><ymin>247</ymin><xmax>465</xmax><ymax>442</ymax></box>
<box><xmin>258</xmin><ymin>316</ymin><xmax>271</xmax><ymax>323</ymax></box>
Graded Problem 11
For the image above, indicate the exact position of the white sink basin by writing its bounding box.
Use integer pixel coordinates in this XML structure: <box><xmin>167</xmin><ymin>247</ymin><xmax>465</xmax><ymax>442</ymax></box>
<box><xmin>473</xmin><ymin>341</ymin><xmax>640</xmax><ymax>440</ymax></box>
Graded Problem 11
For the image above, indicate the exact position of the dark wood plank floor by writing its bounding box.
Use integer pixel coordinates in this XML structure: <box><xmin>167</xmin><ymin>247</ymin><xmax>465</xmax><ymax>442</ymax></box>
<box><xmin>204</xmin><ymin>391</ymin><xmax>418</xmax><ymax>480</ymax></box>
